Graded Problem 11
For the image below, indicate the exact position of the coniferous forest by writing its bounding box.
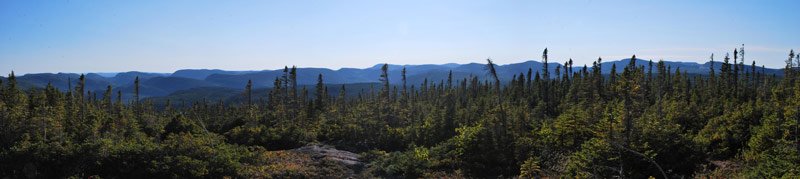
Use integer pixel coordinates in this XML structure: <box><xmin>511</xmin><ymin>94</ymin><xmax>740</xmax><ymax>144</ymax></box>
<box><xmin>3</xmin><ymin>48</ymin><xmax>800</xmax><ymax>178</ymax></box>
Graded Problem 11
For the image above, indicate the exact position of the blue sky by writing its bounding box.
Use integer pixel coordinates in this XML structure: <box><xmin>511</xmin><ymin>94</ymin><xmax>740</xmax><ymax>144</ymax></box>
<box><xmin>1</xmin><ymin>0</ymin><xmax>798</xmax><ymax>74</ymax></box>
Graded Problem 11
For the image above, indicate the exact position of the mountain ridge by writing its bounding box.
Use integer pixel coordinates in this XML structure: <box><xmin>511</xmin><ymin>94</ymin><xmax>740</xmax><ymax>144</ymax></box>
<box><xmin>2</xmin><ymin>59</ymin><xmax>784</xmax><ymax>100</ymax></box>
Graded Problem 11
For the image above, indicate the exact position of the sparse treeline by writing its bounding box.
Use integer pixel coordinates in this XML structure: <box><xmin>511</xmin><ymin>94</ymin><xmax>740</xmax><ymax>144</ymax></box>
<box><xmin>1</xmin><ymin>48</ymin><xmax>800</xmax><ymax>178</ymax></box>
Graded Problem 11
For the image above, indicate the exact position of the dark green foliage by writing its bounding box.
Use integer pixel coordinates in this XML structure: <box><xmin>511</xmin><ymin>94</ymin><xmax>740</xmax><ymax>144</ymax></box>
<box><xmin>1</xmin><ymin>49</ymin><xmax>799</xmax><ymax>177</ymax></box>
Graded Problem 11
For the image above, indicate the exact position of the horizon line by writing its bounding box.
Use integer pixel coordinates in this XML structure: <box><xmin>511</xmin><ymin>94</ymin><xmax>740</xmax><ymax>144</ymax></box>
<box><xmin>2</xmin><ymin>57</ymin><xmax>784</xmax><ymax>77</ymax></box>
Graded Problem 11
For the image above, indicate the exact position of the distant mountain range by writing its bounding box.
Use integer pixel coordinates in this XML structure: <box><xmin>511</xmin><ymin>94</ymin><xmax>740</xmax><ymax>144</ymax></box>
<box><xmin>1</xmin><ymin>59</ymin><xmax>783</xmax><ymax>102</ymax></box>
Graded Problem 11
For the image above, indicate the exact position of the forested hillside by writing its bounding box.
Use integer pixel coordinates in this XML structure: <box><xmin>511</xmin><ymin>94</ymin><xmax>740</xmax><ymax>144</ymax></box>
<box><xmin>1</xmin><ymin>49</ymin><xmax>800</xmax><ymax>178</ymax></box>
<box><xmin>8</xmin><ymin>59</ymin><xmax>783</xmax><ymax>102</ymax></box>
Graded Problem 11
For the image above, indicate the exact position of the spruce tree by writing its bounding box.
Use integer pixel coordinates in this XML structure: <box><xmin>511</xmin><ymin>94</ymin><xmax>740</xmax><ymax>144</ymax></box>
<box><xmin>542</xmin><ymin>48</ymin><xmax>549</xmax><ymax>80</ymax></box>
<box><xmin>103</xmin><ymin>85</ymin><xmax>112</xmax><ymax>112</ymax></box>
<box><xmin>447</xmin><ymin>70</ymin><xmax>453</xmax><ymax>89</ymax></box>
<box><xmin>245</xmin><ymin>79</ymin><xmax>253</xmax><ymax>106</ymax></box>
<box><xmin>290</xmin><ymin>66</ymin><xmax>298</xmax><ymax>101</ymax></box>
<box><xmin>402</xmin><ymin>66</ymin><xmax>407</xmax><ymax>95</ymax></box>
<box><xmin>134</xmin><ymin>76</ymin><xmax>140</xmax><ymax>103</ymax></box>
<box><xmin>315</xmin><ymin>74</ymin><xmax>326</xmax><ymax>110</ymax></box>
<box><xmin>78</xmin><ymin>74</ymin><xmax>85</xmax><ymax>103</ymax></box>
<box><xmin>379</xmin><ymin>64</ymin><xmax>393</xmax><ymax>126</ymax></box>
<box><xmin>527</xmin><ymin>68</ymin><xmax>533</xmax><ymax>90</ymax></box>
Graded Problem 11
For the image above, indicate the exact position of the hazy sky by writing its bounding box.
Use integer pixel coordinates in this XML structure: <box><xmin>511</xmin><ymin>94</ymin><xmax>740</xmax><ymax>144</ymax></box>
<box><xmin>1</xmin><ymin>0</ymin><xmax>798</xmax><ymax>75</ymax></box>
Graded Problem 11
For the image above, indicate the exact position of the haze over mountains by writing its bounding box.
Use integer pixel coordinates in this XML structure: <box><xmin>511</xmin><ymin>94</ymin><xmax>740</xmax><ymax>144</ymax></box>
<box><xmin>2</xmin><ymin>59</ymin><xmax>782</xmax><ymax>101</ymax></box>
